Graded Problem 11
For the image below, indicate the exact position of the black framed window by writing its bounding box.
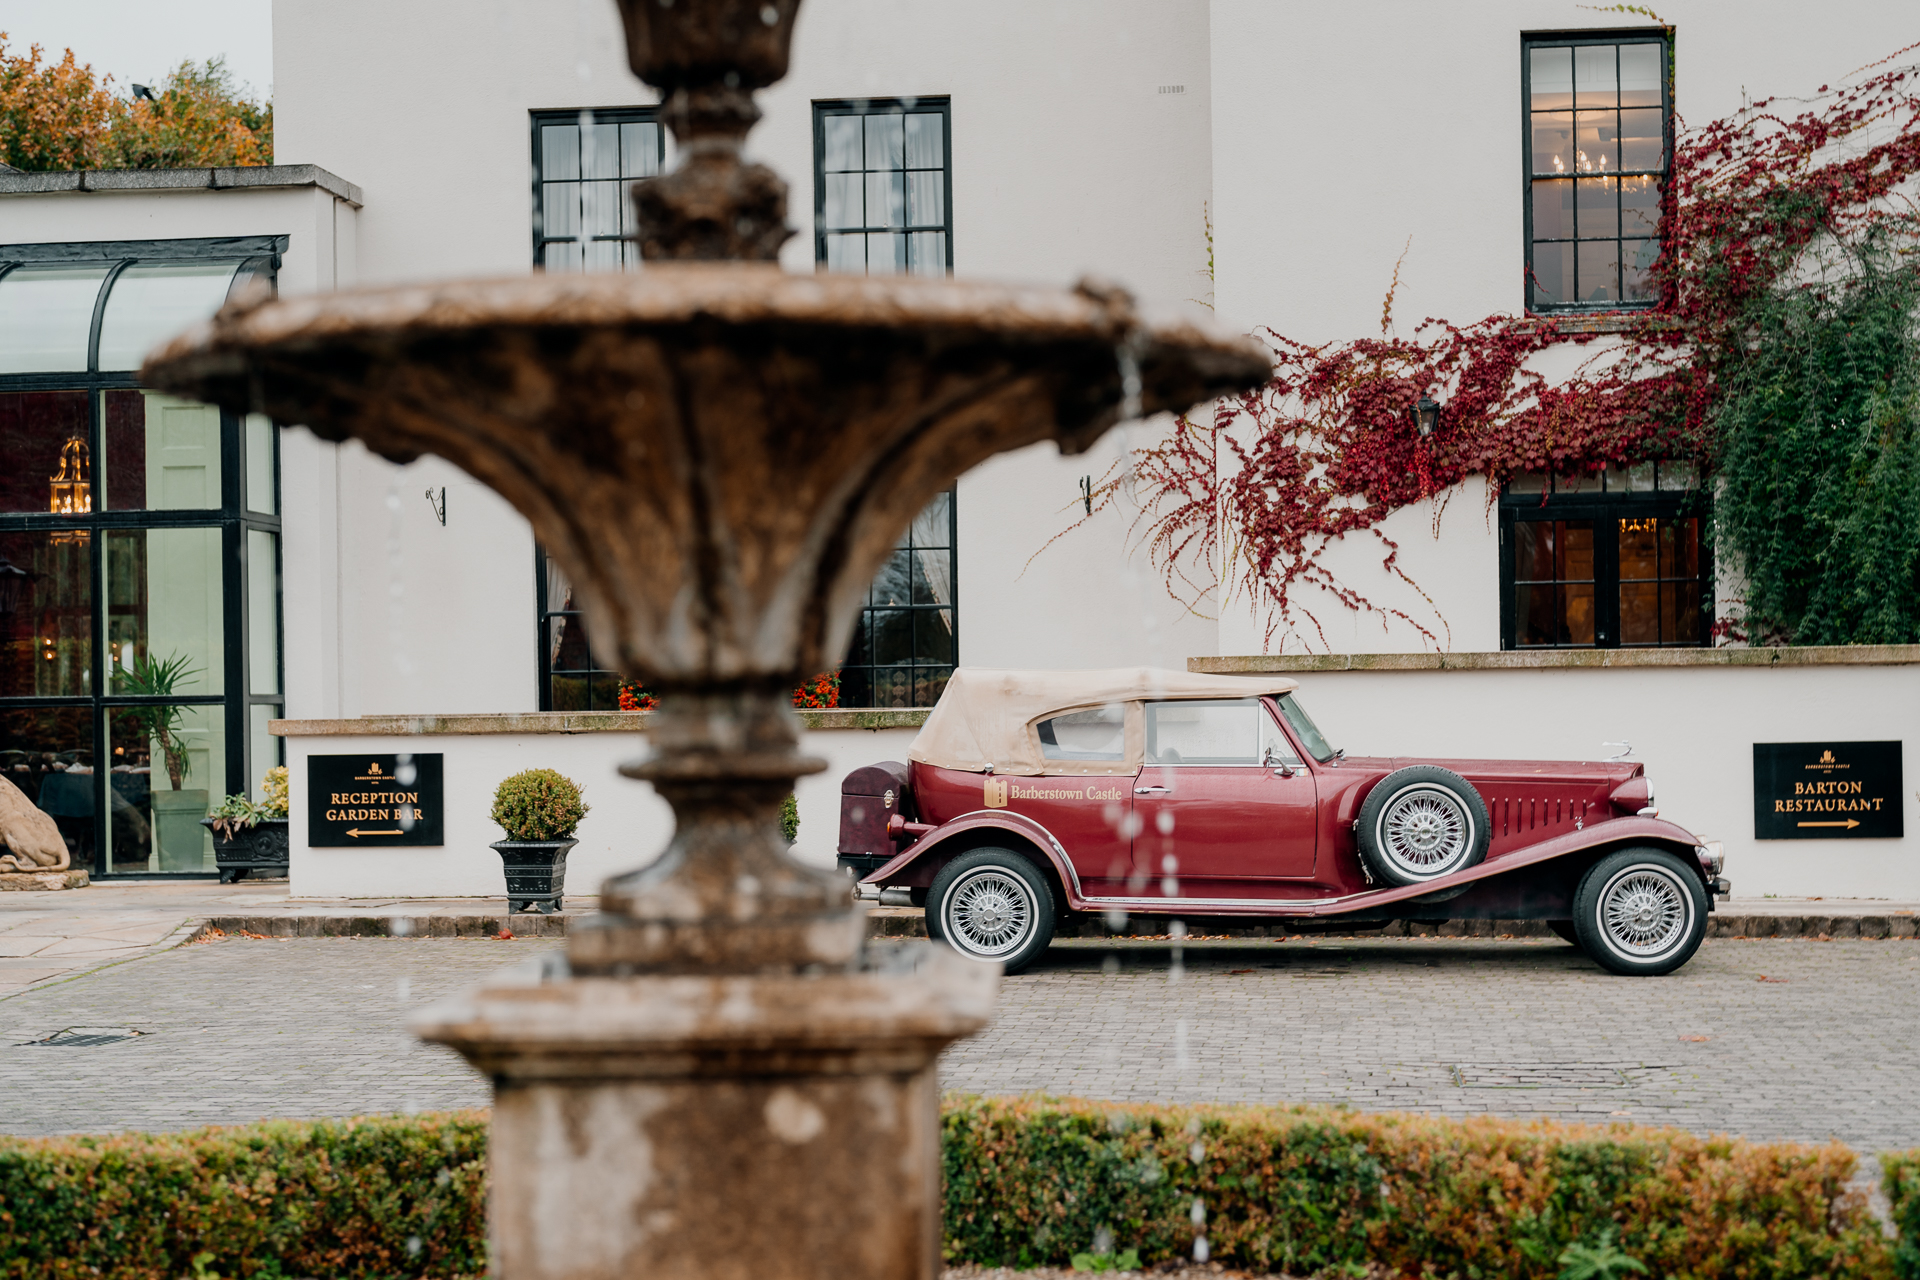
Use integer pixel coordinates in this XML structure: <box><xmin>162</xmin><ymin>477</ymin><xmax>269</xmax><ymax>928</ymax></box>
<box><xmin>813</xmin><ymin>97</ymin><xmax>952</xmax><ymax>276</ymax></box>
<box><xmin>840</xmin><ymin>490</ymin><xmax>956</xmax><ymax>709</ymax></box>
<box><xmin>530</xmin><ymin>107</ymin><xmax>664</xmax><ymax>708</ymax></box>
<box><xmin>1523</xmin><ymin>31</ymin><xmax>1670</xmax><ymax>311</ymax></box>
<box><xmin>531</xmin><ymin>106</ymin><xmax>665</xmax><ymax>272</ymax></box>
<box><xmin>1500</xmin><ymin>464</ymin><xmax>1708</xmax><ymax>648</ymax></box>
<box><xmin>535</xmin><ymin>550</ymin><xmax>622</xmax><ymax>711</ymax></box>
<box><xmin>812</xmin><ymin>99</ymin><xmax>958</xmax><ymax>706</ymax></box>
<box><xmin>0</xmin><ymin>236</ymin><xmax>285</xmax><ymax>876</ymax></box>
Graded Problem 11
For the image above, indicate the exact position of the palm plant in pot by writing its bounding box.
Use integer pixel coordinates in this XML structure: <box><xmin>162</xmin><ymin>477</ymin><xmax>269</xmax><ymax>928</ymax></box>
<box><xmin>116</xmin><ymin>651</ymin><xmax>207</xmax><ymax>871</ymax></box>
<box><xmin>202</xmin><ymin>766</ymin><xmax>290</xmax><ymax>882</ymax></box>
<box><xmin>491</xmin><ymin>768</ymin><xmax>589</xmax><ymax>914</ymax></box>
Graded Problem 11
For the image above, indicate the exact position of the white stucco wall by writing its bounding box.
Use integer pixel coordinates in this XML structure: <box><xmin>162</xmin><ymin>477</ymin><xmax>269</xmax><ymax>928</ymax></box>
<box><xmin>267</xmin><ymin>0</ymin><xmax>1224</xmax><ymax>710</ymax></box>
<box><xmin>283</xmin><ymin>724</ymin><xmax>918</xmax><ymax>898</ymax></box>
<box><xmin>1278</xmin><ymin>662</ymin><xmax>1920</xmax><ymax>900</ymax></box>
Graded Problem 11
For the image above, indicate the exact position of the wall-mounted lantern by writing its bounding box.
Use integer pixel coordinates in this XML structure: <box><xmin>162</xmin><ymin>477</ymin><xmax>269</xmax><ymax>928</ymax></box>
<box><xmin>1414</xmin><ymin>395</ymin><xmax>1442</xmax><ymax>439</ymax></box>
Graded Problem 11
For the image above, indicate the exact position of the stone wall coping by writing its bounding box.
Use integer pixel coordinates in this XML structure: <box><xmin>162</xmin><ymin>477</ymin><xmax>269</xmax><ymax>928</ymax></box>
<box><xmin>0</xmin><ymin>164</ymin><xmax>364</xmax><ymax>208</ymax></box>
<box><xmin>1190</xmin><ymin>644</ymin><xmax>1920</xmax><ymax>673</ymax></box>
<box><xmin>270</xmin><ymin>708</ymin><xmax>929</xmax><ymax>737</ymax></box>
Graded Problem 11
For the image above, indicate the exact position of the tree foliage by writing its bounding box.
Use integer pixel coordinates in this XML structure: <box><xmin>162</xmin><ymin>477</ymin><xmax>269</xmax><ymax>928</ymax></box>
<box><xmin>0</xmin><ymin>36</ymin><xmax>271</xmax><ymax>172</ymax></box>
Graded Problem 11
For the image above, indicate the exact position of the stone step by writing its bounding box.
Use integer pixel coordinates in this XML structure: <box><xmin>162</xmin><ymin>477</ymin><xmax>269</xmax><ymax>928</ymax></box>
<box><xmin>193</xmin><ymin>905</ymin><xmax>1918</xmax><ymax>942</ymax></box>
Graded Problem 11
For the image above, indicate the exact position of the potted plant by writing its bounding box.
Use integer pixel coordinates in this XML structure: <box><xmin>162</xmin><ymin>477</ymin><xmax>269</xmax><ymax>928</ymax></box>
<box><xmin>201</xmin><ymin>766</ymin><xmax>290</xmax><ymax>882</ymax></box>
<box><xmin>490</xmin><ymin>768</ymin><xmax>589</xmax><ymax>913</ymax></box>
<box><xmin>116</xmin><ymin>652</ymin><xmax>207</xmax><ymax>872</ymax></box>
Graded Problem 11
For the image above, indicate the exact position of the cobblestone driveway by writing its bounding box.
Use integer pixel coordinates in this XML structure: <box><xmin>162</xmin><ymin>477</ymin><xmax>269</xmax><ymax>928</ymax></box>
<box><xmin>1</xmin><ymin>934</ymin><xmax>1915</xmax><ymax>1152</ymax></box>
<box><xmin>944</xmin><ymin>935</ymin><xmax>1920</xmax><ymax>1153</ymax></box>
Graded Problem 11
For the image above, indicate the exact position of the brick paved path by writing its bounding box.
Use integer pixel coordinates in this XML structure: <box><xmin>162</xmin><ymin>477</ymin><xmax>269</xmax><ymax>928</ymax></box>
<box><xmin>2</xmin><ymin>933</ymin><xmax>1915</xmax><ymax>1152</ymax></box>
<box><xmin>0</xmin><ymin>936</ymin><xmax>544</xmax><ymax>1136</ymax></box>
<box><xmin>942</xmin><ymin>935</ymin><xmax>1920</xmax><ymax>1154</ymax></box>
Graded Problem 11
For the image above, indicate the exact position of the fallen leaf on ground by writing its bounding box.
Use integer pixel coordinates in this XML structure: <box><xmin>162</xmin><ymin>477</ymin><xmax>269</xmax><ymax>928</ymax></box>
<box><xmin>1679</xmin><ymin>1034</ymin><xmax>1712</xmax><ymax>1042</ymax></box>
<box><xmin>1757</xmin><ymin>975</ymin><xmax>1789</xmax><ymax>983</ymax></box>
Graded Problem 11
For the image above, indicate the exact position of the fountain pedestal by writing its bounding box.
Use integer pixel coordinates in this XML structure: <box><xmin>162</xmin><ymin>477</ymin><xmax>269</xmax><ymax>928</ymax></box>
<box><xmin>418</xmin><ymin>954</ymin><xmax>994</xmax><ymax>1280</ymax></box>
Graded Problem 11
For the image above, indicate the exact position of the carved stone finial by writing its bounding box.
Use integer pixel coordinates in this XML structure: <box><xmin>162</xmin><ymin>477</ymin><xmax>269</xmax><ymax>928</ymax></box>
<box><xmin>614</xmin><ymin>0</ymin><xmax>800</xmax><ymax>261</ymax></box>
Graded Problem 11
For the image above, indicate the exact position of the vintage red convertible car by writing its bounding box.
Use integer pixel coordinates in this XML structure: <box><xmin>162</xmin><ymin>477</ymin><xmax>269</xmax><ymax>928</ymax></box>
<box><xmin>838</xmin><ymin>668</ymin><xmax>1728</xmax><ymax>976</ymax></box>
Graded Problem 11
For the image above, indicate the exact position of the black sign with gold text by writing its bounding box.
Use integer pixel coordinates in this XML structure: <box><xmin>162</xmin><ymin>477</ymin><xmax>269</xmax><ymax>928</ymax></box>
<box><xmin>308</xmin><ymin>753</ymin><xmax>445</xmax><ymax>847</ymax></box>
<box><xmin>1752</xmin><ymin>741</ymin><xmax>1903</xmax><ymax>840</ymax></box>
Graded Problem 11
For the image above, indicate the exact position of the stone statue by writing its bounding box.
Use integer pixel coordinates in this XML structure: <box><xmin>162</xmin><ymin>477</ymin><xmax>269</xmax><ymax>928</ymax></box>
<box><xmin>0</xmin><ymin>774</ymin><xmax>70</xmax><ymax>872</ymax></box>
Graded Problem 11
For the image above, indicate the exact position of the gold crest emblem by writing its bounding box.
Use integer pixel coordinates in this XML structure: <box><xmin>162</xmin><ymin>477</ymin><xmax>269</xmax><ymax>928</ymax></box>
<box><xmin>1819</xmin><ymin>749</ymin><xmax>1835</xmax><ymax>764</ymax></box>
<box><xmin>983</xmin><ymin>776</ymin><xmax>1009</xmax><ymax>809</ymax></box>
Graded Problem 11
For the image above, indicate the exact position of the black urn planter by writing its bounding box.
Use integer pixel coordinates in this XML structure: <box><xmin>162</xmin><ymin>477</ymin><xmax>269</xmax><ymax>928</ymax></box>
<box><xmin>491</xmin><ymin>838</ymin><xmax>576</xmax><ymax>913</ymax></box>
<box><xmin>202</xmin><ymin>817</ymin><xmax>290</xmax><ymax>883</ymax></box>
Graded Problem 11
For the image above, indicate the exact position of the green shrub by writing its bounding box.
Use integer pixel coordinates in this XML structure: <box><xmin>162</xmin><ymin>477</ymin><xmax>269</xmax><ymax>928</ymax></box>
<box><xmin>0</xmin><ymin>1112</ymin><xmax>486</xmax><ymax>1279</ymax></box>
<box><xmin>1887</xmin><ymin>1150</ymin><xmax>1920</xmax><ymax>1280</ymax></box>
<box><xmin>781</xmin><ymin>792</ymin><xmax>799</xmax><ymax>844</ymax></box>
<box><xmin>489</xmin><ymin>768</ymin><xmax>587</xmax><ymax>841</ymax></box>
<box><xmin>941</xmin><ymin>1096</ymin><xmax>1892</xmax><ymax>1279</ymax></box>
<box><xmin>0</xmin><ymin>1102</ymin><xmax>1902</xmax><ymax>1280</ymax></box>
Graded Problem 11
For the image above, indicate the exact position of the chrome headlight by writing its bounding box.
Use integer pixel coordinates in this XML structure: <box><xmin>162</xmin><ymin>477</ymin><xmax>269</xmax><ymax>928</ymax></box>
<box><xmin>1694</xmin><ymin>841</ymin><xmax>1725</xmax><ymax>876</ymax></box>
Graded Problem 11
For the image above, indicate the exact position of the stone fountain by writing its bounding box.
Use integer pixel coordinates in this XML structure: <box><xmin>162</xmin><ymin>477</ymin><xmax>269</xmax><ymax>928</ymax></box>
<box><xmin>144</xmin><ymin>2</ymin><xmax>1269</xmax><ymax>1276</ymax></box>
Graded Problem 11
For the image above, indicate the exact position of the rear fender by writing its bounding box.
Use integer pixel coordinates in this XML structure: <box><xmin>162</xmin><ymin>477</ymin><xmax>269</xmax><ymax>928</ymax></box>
<box><xmin>857</xmin><ymin>810</ymin><xmax>1080</xmax><ymax>901</ymax></box>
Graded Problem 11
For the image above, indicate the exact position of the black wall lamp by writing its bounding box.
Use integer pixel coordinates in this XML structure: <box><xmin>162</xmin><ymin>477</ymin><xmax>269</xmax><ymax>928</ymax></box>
<box><xmin>1413</xmin><ymin>394</ymin><xmax>1442</xmax><ymax>438</ymax></box>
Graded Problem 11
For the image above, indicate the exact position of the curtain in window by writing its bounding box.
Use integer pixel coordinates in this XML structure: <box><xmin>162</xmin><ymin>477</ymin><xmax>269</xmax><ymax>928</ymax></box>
<box><xmin>911</xmin><ymin>503</ymin><xmax>952</xmax><ymax>628</ymax></box>
<box><xmin>546</xmin><ymin>556</ymin><xmax>573</xmax><ymax>663</ymax></box>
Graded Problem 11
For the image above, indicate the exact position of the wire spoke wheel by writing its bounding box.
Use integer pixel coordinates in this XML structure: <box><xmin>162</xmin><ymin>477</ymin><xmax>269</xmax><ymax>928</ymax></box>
<box><xmin>1379</xmin><ymin>788</ymin><xmax>1470</xmax><ymax>877</ymax></box>
<box><xmin>1599</xmin><ymin>867</ymin><xmax>1688</xmax><ymax>957</ymax></box>
<box><xmin>944</xmin><ymin>867</ymin><xmax>1034</xmax><ymax>958</ymax></box>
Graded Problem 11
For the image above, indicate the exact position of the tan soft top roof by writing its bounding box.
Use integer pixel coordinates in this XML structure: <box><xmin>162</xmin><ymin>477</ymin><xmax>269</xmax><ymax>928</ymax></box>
<box><xmin>908</xmin><ymin>666</ymin><xmax>1301</xmax><ymax>777</ymax></box>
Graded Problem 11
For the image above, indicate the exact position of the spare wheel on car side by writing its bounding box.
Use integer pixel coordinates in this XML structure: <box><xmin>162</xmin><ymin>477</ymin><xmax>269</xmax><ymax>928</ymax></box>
<box><xmin>1355</xmin><ymin>765</ymin><xmax>1491</xmax><ymax>887</ymax></box>
<box><xmin>926</xmin><ymin>847</ymin><xmax>1056</xmax><ymax>975</ymax></box>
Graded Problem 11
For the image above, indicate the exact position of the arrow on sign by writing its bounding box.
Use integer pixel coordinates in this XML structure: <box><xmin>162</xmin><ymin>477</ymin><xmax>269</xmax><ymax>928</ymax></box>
<box><xmin>1797</xmin><ymin>820</ymin><xmax>1860</xmax><ymax>830</ymax></box>
<box><xmin>345</xmin><ymin>828</ymin><xmax>403</xmax><ymax>837</ymax></box>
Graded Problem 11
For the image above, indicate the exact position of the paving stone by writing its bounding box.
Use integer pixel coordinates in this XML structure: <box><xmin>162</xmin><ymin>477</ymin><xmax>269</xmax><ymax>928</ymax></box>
<box><xmin>942</xmin><ymin>935</ymin><xmax>1920</xmax><ymax>1154</ymax></box>
<box><xmin>1</xmin><ymin>932</ymin><xmax>1915</xmax><ymax>1154</ymax></box>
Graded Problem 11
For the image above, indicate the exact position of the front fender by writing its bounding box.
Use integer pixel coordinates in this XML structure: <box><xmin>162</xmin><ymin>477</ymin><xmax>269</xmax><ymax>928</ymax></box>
<box><xmin>857</xmin><ymin>809</ymin><xmax>1081</xmax><ymax>899</ymax></box>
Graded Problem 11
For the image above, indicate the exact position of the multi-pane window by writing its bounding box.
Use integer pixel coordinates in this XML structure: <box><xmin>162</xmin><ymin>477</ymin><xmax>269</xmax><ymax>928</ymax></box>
<box><xmin>813</xmin><ymin>98</ymin><xmax>958</xmax><ymax>706</ymax></box>
<box><xmin>530</xmin><ymin>107</ymin><xmax>663</xmax><ymax>707</ymax></box>
<box><xmin>1524</xmin><ymin>33</ymin><xmax>1670</xmax><ymax>310</ymax></box>
<box><xmin>814</xmin><ymin>98</ymin><xmax>952</xmax><ymax>276</ymax></box>
<box><xmin>0</xmin><ymin>237</ymin><xmax>284</xmax><ymax>875</ymax></box>
<box><xmin>531</xmin><ymin>107</ymin><xmax>665</xmax><ymax>272</ymax></box>
<box><xmin>840</xmin><ymin>491</ymin><xmax>956</xmax><ymax>709</ymax></box>
<box><xmin>535</xmin><ymin>553</ymin><xmax>623</xmax><ymax>711</ymax></box>
<box><xmin>1501</xmin><ymin>463</ymin><xmax>1707</xmax><ymax>648</ymax></box>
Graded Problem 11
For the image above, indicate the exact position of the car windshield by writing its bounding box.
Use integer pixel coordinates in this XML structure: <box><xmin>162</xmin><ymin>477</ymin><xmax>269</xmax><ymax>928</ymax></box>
<box><xmin>1275</xmin><ymin>694</ymin><xmax>1337</xmax><ymax>762</ymax></box>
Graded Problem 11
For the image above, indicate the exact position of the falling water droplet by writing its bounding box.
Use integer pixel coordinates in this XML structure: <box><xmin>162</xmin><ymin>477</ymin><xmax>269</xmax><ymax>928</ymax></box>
<box><xmin>1174</xmin><ymin>1019</ymin><xmax>1189</xmax><ymax>1067</ymax></box>
<box><xmin>1103</xmin><ymin>908</ymin><xmax>1128</xmax><ymax>932</ymax></box>
<box><xmin>396</xmin><ymin>976</ymin><xmax>412</xmax><ymax>1001</ymax></box>
<box><xmin>1101</xmin><ymin>954</ymin><xmax>1120</xmax><ymax>975</ymax></box>
<box><xmin>1192</xmin><ymin>1237</ymin><xmax>1210</xmax><ymax>1263</ymax></box>
<box><xmin>1189</xmin><ymin>1196</ymin><xmax>1206</xmax><ymax>1226</ymax></box>
<box><xmin>389</xmin><ymin>915</ymin><xmax>413</xmax><ymax>937</ymax></box>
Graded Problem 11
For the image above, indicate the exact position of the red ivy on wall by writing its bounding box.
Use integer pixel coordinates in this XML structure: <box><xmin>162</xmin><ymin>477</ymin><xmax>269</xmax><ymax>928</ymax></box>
<box><xmin>1075</xmin><ymin>42</ymin><xmax>1920</xmax><ymax>648</ymax></box>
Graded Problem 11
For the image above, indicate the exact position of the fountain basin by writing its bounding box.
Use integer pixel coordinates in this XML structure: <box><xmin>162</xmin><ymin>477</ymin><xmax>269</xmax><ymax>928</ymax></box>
<box><xmin>144</xmin><ymin>264</ymin><xmax>1270</xmax><ymax>691</ymax></box>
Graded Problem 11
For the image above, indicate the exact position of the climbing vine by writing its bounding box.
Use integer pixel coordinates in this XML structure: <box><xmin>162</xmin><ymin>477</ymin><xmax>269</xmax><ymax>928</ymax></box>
<box><xmin>1075</xmin><ymin>41</ymin><xmax>1920</xmax><ymax>647</ymax></box>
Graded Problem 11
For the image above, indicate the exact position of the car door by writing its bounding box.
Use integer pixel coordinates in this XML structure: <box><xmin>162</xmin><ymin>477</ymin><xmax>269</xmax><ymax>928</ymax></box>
<box><xmin>1130</xmin><ymin>698</ymin><xmax>1318</xmax><ymax>899</ymax></box>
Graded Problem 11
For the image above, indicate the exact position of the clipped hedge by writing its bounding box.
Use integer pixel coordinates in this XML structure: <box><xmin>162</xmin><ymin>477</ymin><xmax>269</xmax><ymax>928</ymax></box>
<box><xmin>0</xmin><ymin>1112</ymin><xmax>486</xmax><ymax>1280</ymax></box>
<box><xmin>0</xmin><ymin>1102</ymin><xmax>1910</xmax><ymax>1279</ymax></box>
<box><xmin>1888</xmin><ymin>1150</ymin><xmax>1920</xmax><ymax>1280</ymax></box>
<box><xmin>942</xmin><ymin>1096</ymin><xmax>1894</xmax><ymax>1279</ymax></box>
